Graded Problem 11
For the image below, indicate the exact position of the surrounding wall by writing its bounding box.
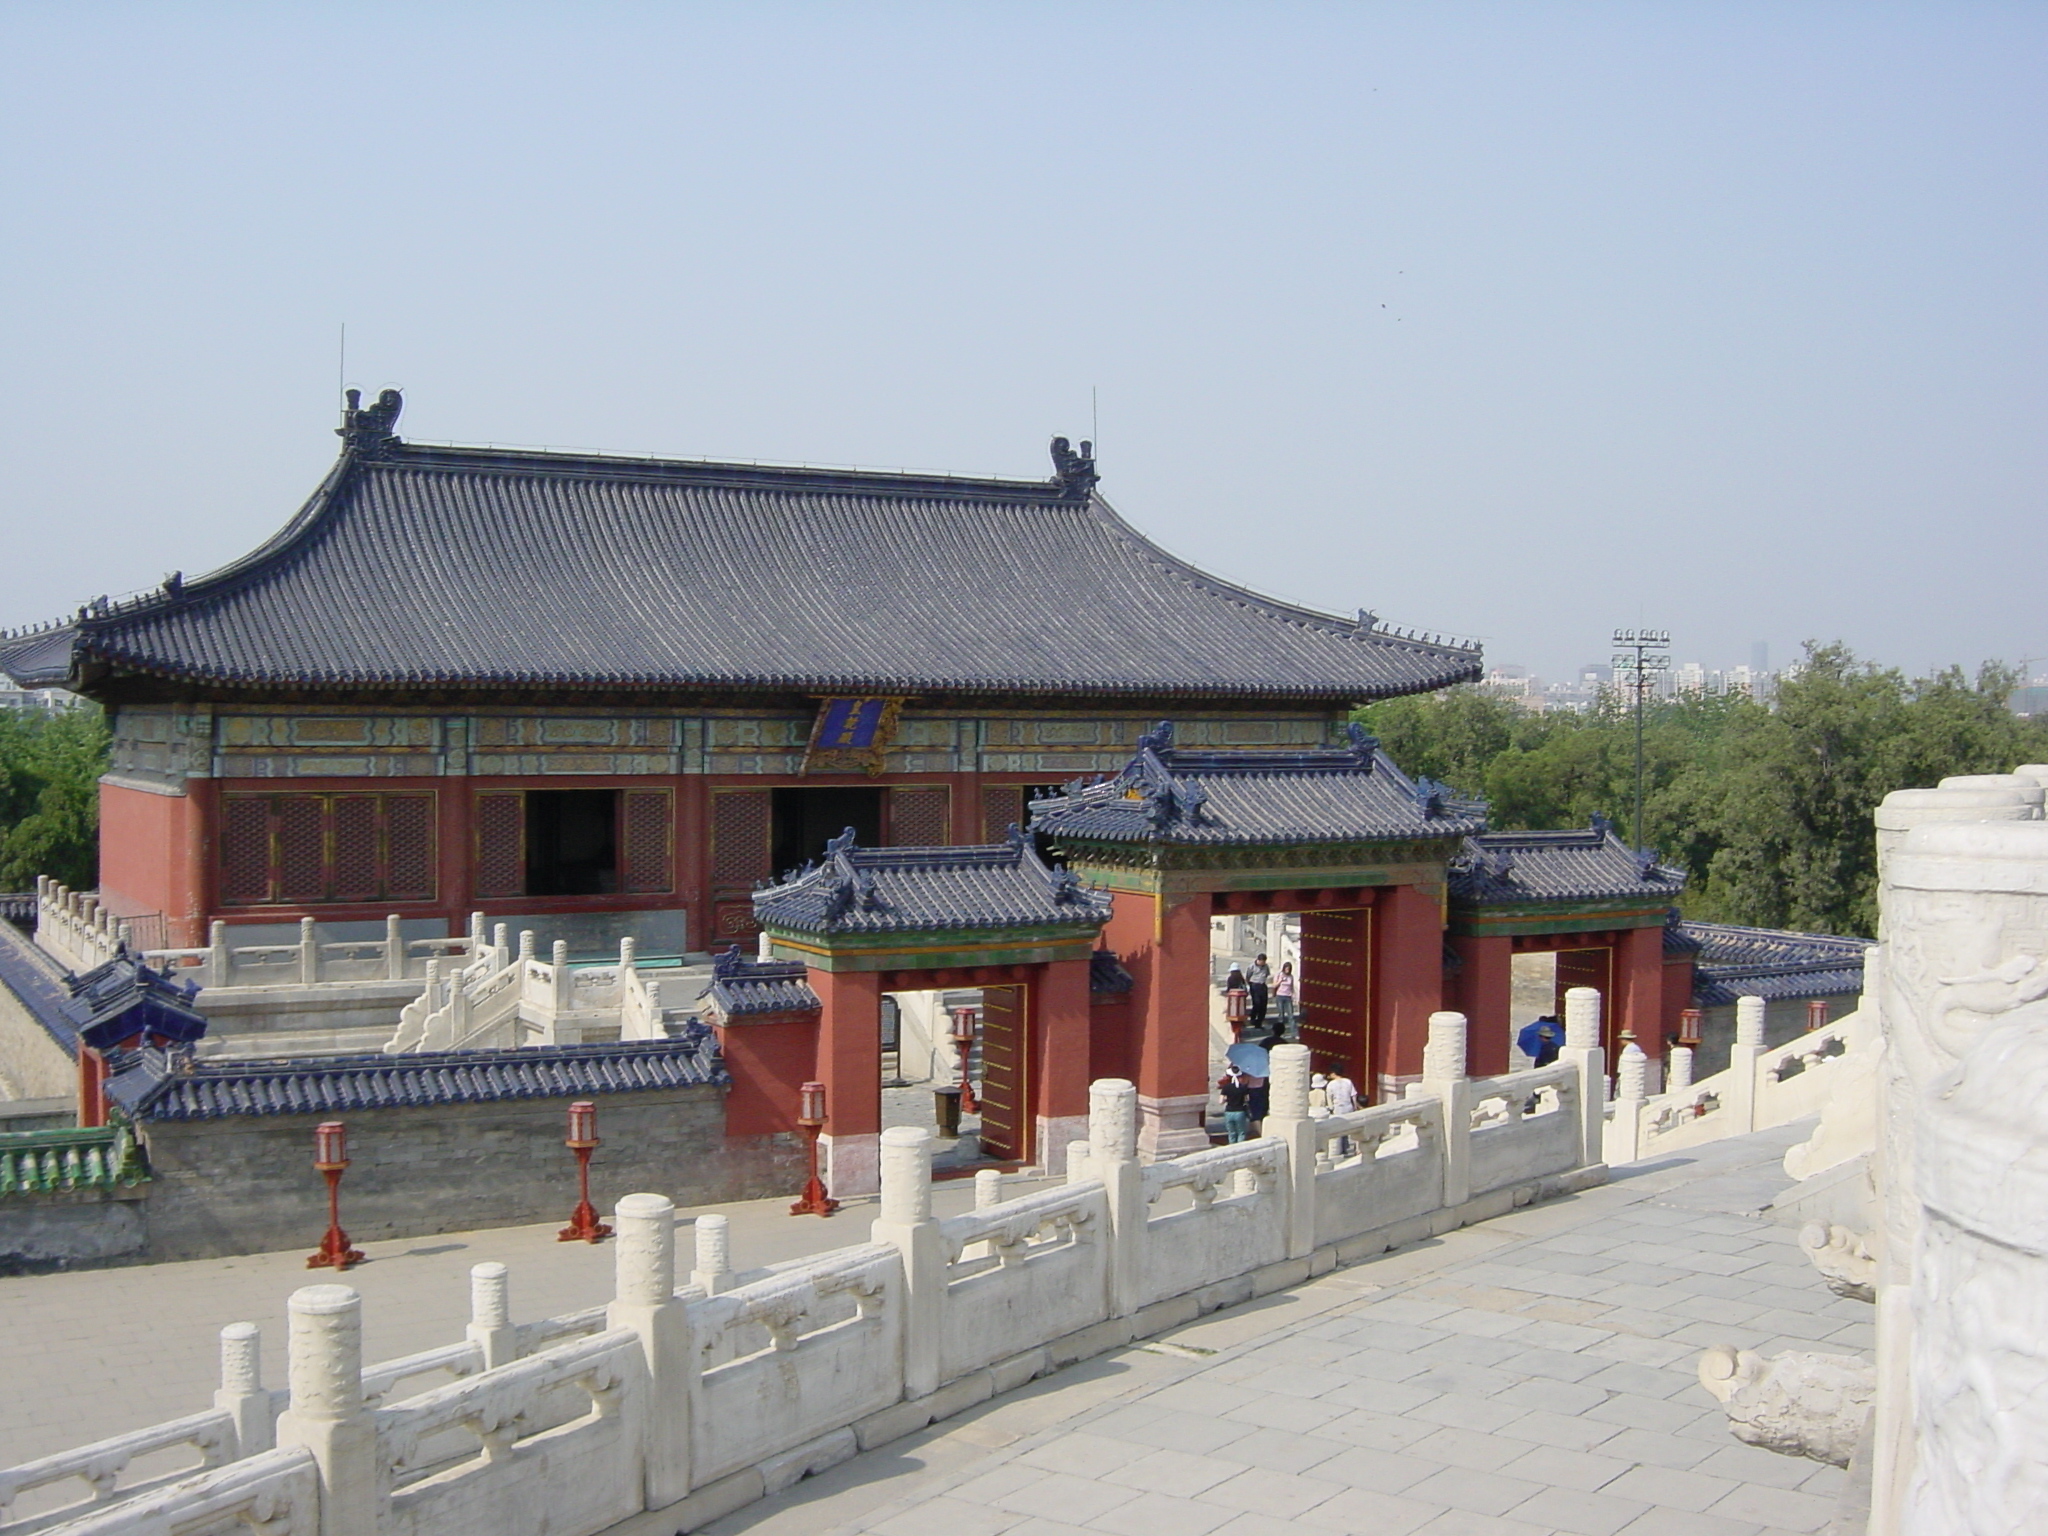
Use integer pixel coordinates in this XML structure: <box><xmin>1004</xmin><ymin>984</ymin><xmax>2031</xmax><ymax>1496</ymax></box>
<box><xmin>1</xmin><ymin>1020</ymin><xmax>1607</xmax><ymax>1536</ymax></box>
<box><xmin>137</xmin><ymin>1087</ymin><xmax>805</xmax><ymax>1263</ymax></box>
<box><xmin>0</xmin><ymin>926</ymin><xmax>76</xmax><ymax>1102</ymax></box>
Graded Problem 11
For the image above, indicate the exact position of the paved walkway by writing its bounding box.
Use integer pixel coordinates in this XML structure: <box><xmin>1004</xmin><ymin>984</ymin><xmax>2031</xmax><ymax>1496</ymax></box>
<box><xmin>697</xmin><ymin>1123</ymin><xmax>1861</xmax><ymax>1536</ymax></box>
<box><xmin>3</xmin><ymin>1124</ymin><xmax>1865</xmax><ymax>1535</ymax></box>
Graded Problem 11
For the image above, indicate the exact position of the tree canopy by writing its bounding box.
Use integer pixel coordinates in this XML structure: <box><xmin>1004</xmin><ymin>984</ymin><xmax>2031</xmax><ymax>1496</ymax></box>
<box><xmin>1356</xmin><ymin>643</ymin><xmax>2048</xmax><ymax>937</ymax></box>
<box><xmin>0</xmin><ymin>705</ymin><xmax>108</xmax><ymax>892</ymax></box>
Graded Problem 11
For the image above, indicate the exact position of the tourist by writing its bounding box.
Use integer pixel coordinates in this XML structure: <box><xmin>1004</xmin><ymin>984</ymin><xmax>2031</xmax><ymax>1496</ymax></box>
<box><xmin>1247</xmin><ymin>952</ymin><xmax>1272</xmax><ymax>1030</ymax></box>
<box><xmin>1324</xmin><ymin>1062</ymin><xmax>1360</xmax><ymax>1156</ymax></box>
<box><xmin>1325</xmin><ymin>1064</ymin><xmax>1360</xmax><ymax>1118</ymax></box>
<box><xmin>1222</xmin><ymin>966</ymin><xmax>1250</xmax><ymax>1038</ymax></box>
<box><xmin>1218</xmin><ymin>1068</ymin><xmax>1254</xmax><ymax>1142</ymax></box>
<box><xmin>1272</xmin><ymin>960</ymin><xmax>1297</xmax><ymax>1036</ymax></box>
<box><xmin>1520</xmin><ymin>1014</ymin><xmax>1564</xmax><ymax>1068</ymax></box>
<box><xmin>1247</xmin><ymin>1072</ymin><xmax>1270</xmax><ymax>1135</ymax></box>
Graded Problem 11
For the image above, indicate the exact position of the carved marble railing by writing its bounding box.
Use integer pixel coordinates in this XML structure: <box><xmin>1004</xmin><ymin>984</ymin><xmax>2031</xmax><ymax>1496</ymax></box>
<box><xmin>35</xmin><ymin>882</ymin><xmax>486</xmax><ymax>990</ymax></box>
<box><xmin>8</xmin><ymin>1015</ymin><xmax>1610</xmax><ymax>1536</ymax></box>
<box><xmin>1605</xmin><ymin>994</ymin><xmax>1878</xmax><ymax>1165</ymax></box>
<box><xmin>381</xmin><ymin>933</ymin><xmax>689</xmax><ymax>1054</ymax></box>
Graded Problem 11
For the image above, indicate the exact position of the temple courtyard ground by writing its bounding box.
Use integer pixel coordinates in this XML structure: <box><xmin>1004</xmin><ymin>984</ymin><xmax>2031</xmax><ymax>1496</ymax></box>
<box><xmin>0</xmin><ymin>1123</ymin><xmax>1862</xmax><ymax>1535</ymax></box>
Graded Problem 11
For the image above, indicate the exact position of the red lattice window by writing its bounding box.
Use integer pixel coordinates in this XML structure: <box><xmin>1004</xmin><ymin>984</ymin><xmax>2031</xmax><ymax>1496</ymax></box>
<box><xmin>220</xmin><ymin>798</ymin><xmax>272</xmax><ymax>904</ymax></box>
<box><xmin>474</xmin><ymin>792</ymin><xmax>525</xmax><ymax>899</ymax></box>
<box><xmin>620</xmin><ymin>790</ymin><xmax>674</xmax><ymax>894</ymax></box>
<box><xmin>981</xmin><ymin>785</ymin><xmax>1023</xmax><ymax>843</ymax></box>
<box><xmin>711</xmin><ymin>790</ymin><xmax>772</xmax><ymax>889</ymax></box>
<box><xmin>331</xmin><ymin>797</ymin><xmax>381</xmax><ymax>902</ymax></box>
<box><xmin>274</xmin><ymin>797</ymin><xmax>328</xmax><ymax>903</ymax></box>
<box><xmin>891</xmin><ymin>786</ymin><xmax>950</xmax><ymax>847</ymax></box>
<box><xmin>385</xmin><ymin>795</ymin><xmax>436</xmax><ymax>899</ymax></box>
<box><xmin>219</xmin><ymin>793</ymin><xmax>439</xmax><ymax>906</ymax></box>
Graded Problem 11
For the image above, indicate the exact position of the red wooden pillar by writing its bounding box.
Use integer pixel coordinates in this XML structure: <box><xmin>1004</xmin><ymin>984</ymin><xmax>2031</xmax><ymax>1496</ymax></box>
<box><xmin>441</xmin><ymin>780</ymin><xmax>475</xmax><ymax>938</ymax></box>
<box><xmin>677</xmin><ymin>774</ymin><xmax>710</xmax><ymax>955</ymax></box>
<box><xmin>1032</xmin><ymin>955</ymin><xmax>1094</xmax><ymax>1173</ymax></box>
<box><xmin>1369</xmin><ymin>884</ymin><xmax>1446</xmax><ymax>1098</ymax></box>
<box><xmin>1613</xmin><ymin>924</ymin><xmax>1668</xmax><ymax>1073</ymax></box>
<box><xmin>809</xmin><ymin>967</ymin><xmax>883</xmax><ymax>1195</ymax></box>
<box><xmin>1100</xmin><ymin>889</ymin><xmax>1213</xmax><ymax>1158</ymax></box>
<box><xmin>1449</xmin><ymin>932</ymin><xmax>1515</xmax><ymax>1077</ymax></box>
<box><xmin>77</xmin><ymin>1046</ymin><xmax>109</xmax><ymax>1128</ymax></box>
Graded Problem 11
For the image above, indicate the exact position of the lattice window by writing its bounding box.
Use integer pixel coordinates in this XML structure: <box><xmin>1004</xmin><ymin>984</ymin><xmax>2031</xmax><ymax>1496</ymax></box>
<box><xmin>891</xmin><ymin>786</ymin><xmax>950</xmax><ymax>847</ymax></box>
<box><xmin>711</xmin><ymin>790</ymin><xmax>772</xmax><ymax>888</ymax></box>
<box><xmin>620</xmin><ymin>790</ymin><xmax>674</xmax><ymax>894</ymax></box>
<box><xmin>220</xmin><ymin>798</ymin><xmax>272</xmax><ymax>904</ymax></box>
<box><xmin>474</xmin><ymin>792</ymin><xmax>526</xmax><ymax>899</ymax></box>
<box><xmin>384</xmin><ymin>795</ymin><xmax>436</xmax><ymax>899</ymax></box>
<box><xmin>274</xmin><ymin>797</ymin><xmax>328</xmax><ymax>903</ymax></box>
<box><xmin>330</xmin><ymin>797</ymin><xmax>381</xmax><ymax>902</ymax></box>
<box><xmin>219</xmin><ymin>793</ymin><xmax>438</xmax><ymax>906</ymax></box>
<box><xmin>981</xmin><ymin>784</ymin><xmax>1024</xmax><ymax>843</ymax></box>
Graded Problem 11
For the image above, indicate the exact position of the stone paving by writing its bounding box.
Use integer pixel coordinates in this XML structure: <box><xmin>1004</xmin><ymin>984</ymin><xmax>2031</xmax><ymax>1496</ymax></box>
<box><xmin>1</xmin><ymin>1123</ymin><xmax>1865</xmax><ymax>1536</ymax></box>
<box><xmin>696</xmin><ymin>1122</ymin><xmax>1860</xmax><ymax>1536</ymax></box>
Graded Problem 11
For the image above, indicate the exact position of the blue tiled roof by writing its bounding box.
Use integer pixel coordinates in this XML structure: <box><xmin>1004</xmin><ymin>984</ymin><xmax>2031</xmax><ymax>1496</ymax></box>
<box><xmin>0</xmin><ymin>401</ymin><xmax>1480</xmax><ymax>703</ymax></box>
<box><xmin>702</xmin><ymin>946</ymin><xmax>822</xmax><ymax>1017</ymax></box>
<box><xmin>1680</xmin><ymin>922</ymin><xmax>1871</xmax><ymax>1007</ymax></box>
<box><xmin>754</xmin><ymin>827</ymin><xmax>1112</xmax><ymax>937</ymax></box>
<box><xmin>1027</xmin><ymin>722</ymin><xmax>1487</xmax><ymax>847</ymax></box>
<box><xmin>63</xmin><ymin>954</ymin><xmax>209</xmax><ymax>1051</ymax></box>
<box><xmin>0</xmin><ymin>924</ymin><xmax>81</xmax><ymax>1060</ymax></box>
<box><xmin>105</xmin><ymin>1037</ymin><xmax>727</xmax><ymax>1122</ymax></box>
<box><xmin>1448</xmin><ymin>822</ymin><xmax>1687</xmax><ymax>905</ymax></box>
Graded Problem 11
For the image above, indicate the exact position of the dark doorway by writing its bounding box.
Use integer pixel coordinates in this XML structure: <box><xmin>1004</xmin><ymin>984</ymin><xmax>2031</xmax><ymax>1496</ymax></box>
<box><xmin>526</xmin><ymin>789</ymin><xmax>619</xmax><ymax>896</ymax></box>
<box><xmin>772</xmin><ymin>787</ymin><xmax>885</xmax><ymax>878</ymax></box>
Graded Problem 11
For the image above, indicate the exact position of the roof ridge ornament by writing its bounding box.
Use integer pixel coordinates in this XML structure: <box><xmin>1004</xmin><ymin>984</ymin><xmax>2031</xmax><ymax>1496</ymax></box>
<box><xmin>1049</xmin><ymin>435</ymin><xmax>1098</xmax><ymax>498</ymax></box>
<box><xmin>338</xmin><ymin>387</ymin><xmax>404</xmax><ymax>456</ymax></box>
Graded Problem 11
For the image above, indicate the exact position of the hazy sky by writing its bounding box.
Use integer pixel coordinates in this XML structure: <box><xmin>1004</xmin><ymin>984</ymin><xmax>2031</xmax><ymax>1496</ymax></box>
<box><xmin>3</xmin><ymin>3</ymin><xmax>2042</xmax><ymax>684</ymax></box>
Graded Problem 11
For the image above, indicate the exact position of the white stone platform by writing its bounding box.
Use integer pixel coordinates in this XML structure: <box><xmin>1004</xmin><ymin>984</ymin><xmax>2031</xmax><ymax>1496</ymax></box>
<box><xmin>682</xmin><ymin>1123</ymin><xmax>1859</xmax><ymax>1536</ymax></box>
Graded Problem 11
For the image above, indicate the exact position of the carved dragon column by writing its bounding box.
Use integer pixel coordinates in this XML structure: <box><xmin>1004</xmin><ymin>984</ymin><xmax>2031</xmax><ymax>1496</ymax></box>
<box><xmin>1884</xmin><ymin>819</ymin><xmax>2048</xmax><ymax>1534</ymax></box>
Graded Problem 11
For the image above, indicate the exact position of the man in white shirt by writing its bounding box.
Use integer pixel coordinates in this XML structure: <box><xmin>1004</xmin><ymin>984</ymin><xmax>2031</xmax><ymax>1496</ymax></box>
<box><xmin>1324</xmin><ymin>1065</ymin><xmax>1359</xmax><ymax>1156</ymax></box>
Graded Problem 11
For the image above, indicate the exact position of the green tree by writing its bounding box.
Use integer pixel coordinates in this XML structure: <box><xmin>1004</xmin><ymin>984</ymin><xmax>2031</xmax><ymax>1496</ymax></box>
<box><xmin>1353</xmin><ymin>645</ymin><xmax>2048</xmax><ymax>938</ymax></box>
<box><xmin>0</xmin><ymin>704</ymin><xmax>109</xmax><ymax>891</ymax></box>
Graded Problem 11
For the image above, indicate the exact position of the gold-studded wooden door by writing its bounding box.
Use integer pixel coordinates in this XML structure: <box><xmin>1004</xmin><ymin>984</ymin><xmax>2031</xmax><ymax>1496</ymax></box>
<box><xmin>1300</xmin><ymin>909</ymin><xmax>1372</xmax><ymax>1096</ymax></box>
<box><xmin>976</xmin><ymin>984</ymin><xmax>1031</xmax><ymax>1163</ymax></box>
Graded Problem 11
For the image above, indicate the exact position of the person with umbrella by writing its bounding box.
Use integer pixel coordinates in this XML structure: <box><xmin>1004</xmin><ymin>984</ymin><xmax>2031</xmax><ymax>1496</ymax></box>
<box><xmin>1518</xmin><ymin>1014</ymin><xmax>1565</xmax><ymax>1067</ymax></box>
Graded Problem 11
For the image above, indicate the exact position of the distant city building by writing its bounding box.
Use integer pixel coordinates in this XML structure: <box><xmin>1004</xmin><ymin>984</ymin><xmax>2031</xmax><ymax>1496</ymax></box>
<box><xmin>0</xmin><ymin>682</ymin><xmax>78</xmax><ymax>711</ymax></box>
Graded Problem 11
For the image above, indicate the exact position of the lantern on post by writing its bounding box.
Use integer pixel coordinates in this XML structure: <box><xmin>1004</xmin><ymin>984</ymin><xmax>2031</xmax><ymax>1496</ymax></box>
<box><xmin>1806</xmin><ymin>999</ymin><xmax>1829</xmax><ymax>1033</ymax></box>
<box><xmin>557</xmin><ymin>1100</ymin><xmax>612</xmax><ymax>1243</ymax></box>
<box><xmin>307</xmin><ymin>1121</ymin><xmax>365</xmax><ymax>1271</ymax></box>
<box><xmin>790</xmin><ymin>1080</ymin><xmax>838</xmax><ymax>1217</ymax></box>
<box><xmin>950</xmin><ymin>1006</ymin><xmax>980</xmax><ymax>1115</ymax></box>
<box><xmin>1678</xmin><ymin>1008</ymin><xmax>1703</xmax><ymax>1048</ymax></box>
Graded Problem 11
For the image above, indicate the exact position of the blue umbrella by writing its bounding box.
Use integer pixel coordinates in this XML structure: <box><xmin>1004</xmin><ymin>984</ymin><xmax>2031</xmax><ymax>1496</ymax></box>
<box><xmin>1517</xmin><ymin>1017</ymin><xmax>1564</xmax><ymax>1060</ymax></box>
<box><xmin>1227</xmin><ymin>1041</ymin><xmax>1271</xmax><ymax>1076</ymax></box>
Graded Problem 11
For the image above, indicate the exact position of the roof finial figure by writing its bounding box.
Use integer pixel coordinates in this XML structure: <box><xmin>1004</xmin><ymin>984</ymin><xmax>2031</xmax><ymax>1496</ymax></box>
<box><xmin>1049</xmin><ymin>435</ymin><xmax>1098</xmax><ymax>498</ymax></box>
<box><xmin>338</xmin><ymin>387</ymin><xmax>404</xmax><ymax>454</ymax></box>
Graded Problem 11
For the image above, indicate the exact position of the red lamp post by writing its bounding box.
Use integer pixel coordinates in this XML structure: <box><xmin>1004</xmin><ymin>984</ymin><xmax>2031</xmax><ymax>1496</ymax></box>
<box><xmin>557</xmin><ymin>1100</ymin><xmax>612</xmax><ymax>1244</ymax></box>
<box><xmin>1807</xmin><ymin>999</ymin><xmax>1830</xmax><ymax>1032</ymax></box>
<box><xmin>307</xmin><ymin>1121</ymin><xmax>365</xmax><ymax>1271</ymax></box>
<box><xmin>790</xmin><ymin>1079</ymin><xmax>838</xmax><ymax>1217</ymax></box>
<box><xmin>950</xmin><ymin>1007</ymin><xmax>979</xmax><ymax>1115</ymax></box>
<box><xmin>1678</xmin><ymin>1008</ymin><xmax>1703</xmax><ymax>1048</ymax></box>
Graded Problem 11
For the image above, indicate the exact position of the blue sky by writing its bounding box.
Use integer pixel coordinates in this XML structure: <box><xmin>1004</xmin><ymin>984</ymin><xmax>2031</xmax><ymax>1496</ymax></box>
<box><xmin>3</xmin><ymin>3</ymin><xmax>2041</xmax><ymax>682</ymax></box>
